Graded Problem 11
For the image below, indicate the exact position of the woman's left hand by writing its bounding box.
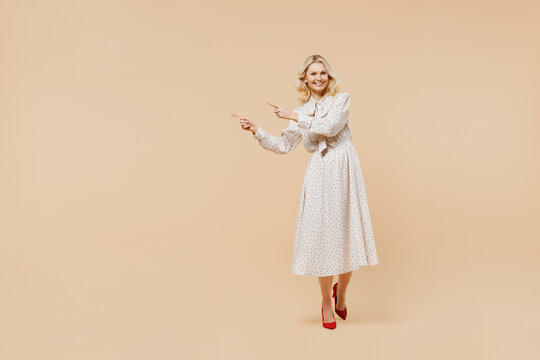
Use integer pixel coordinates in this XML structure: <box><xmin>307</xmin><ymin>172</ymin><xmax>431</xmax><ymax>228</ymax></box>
<box><xmin>267</xmin><ymin>102</ymin><xmax>298</xmax><ymax>121</ymax></box>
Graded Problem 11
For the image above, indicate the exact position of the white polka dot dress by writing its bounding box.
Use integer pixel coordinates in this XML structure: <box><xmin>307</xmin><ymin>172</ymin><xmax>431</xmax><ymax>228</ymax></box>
<box><xmin>252</xmin><ymin>91</ymin><xmax>379</xmax><ymax>276</ymax></box>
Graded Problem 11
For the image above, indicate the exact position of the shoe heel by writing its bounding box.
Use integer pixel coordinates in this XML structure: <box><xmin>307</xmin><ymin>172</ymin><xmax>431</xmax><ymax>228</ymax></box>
<box><xmin>333</xmin><ymin>282</ymin><xmax>348</xmax><ymax>320</ymax></box>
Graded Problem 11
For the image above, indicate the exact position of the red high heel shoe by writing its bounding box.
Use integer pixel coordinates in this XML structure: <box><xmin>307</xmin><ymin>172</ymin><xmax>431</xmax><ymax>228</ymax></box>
<box><xmin>321</xmin><ymin>307</ymin><xmax>336</xmax><ymax>329</ymax></box>
<box><xmin>332</xmin><ymin>282</ymin><xmax>348</xmax><ymax>320</ymax></box>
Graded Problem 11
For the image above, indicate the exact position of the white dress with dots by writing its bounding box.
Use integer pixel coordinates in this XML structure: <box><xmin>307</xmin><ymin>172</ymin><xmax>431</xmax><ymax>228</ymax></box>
<box><xmin>253</xmin><ymin>91</ymin><xmax>379</xmax><ymax>276</ymax></box>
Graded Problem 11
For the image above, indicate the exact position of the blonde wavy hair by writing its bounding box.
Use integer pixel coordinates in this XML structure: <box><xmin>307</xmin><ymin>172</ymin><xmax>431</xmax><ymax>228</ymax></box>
<box><xmin>296</xmin><ymin>54</ymin><xmax>341</xmax><ymax>104</ymax></box>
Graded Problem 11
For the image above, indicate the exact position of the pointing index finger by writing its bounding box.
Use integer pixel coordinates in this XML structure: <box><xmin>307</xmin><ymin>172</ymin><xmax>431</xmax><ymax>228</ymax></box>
<box><xmin>266</xmin><ymin>102</ymin><xmax>279</xmax><ymax>109</ymax></box>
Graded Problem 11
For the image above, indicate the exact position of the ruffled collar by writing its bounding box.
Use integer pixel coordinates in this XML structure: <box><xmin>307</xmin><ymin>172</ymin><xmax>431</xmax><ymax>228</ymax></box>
<box><xmin>304</xmin><ymin>91</ymin><xmax>331</xmax><ymax>116</ymax></box>
<box><xmin>309</xmin><ymin>91</ymin><xmax>329</xmax><ymax>105</ymax></box>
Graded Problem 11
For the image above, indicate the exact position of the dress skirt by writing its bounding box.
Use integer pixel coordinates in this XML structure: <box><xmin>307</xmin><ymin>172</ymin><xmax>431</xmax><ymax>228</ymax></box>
<box><xmin>292</xmin><ymin>140</ymin><xmax>379</xmax><ymax>276</ymax></box>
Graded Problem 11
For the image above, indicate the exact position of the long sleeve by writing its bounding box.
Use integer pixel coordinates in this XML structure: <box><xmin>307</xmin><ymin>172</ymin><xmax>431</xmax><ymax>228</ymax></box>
<box><xmin>252</xmin><ymin>120</ymin><xmax>302</xmax><ymax>154</ymax></box>
<box><xmin>296</xmin><ymin>92</ymin><xmax>350</xmax><ymax>137</ymax></box>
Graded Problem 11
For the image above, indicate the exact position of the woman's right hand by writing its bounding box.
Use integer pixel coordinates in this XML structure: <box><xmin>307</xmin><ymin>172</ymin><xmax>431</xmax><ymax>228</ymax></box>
<box><xmin>231</xmin><ymin>113</ymin><xmax>258</xmax><ymax>134</ymax></box>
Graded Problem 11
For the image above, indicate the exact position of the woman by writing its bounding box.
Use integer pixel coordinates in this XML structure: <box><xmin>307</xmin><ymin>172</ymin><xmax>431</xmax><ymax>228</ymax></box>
<box><xmin>233</xmin><ymin>55</ymin><xmax>379</xmax><ymax>330</ymax></box>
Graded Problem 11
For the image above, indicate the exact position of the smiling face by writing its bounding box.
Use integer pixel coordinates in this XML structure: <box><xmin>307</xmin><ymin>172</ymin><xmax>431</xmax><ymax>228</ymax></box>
<box><xmin>305</xmin><ymin>62</ymin><xmax>329</xmax><ymax>95</ymax></box>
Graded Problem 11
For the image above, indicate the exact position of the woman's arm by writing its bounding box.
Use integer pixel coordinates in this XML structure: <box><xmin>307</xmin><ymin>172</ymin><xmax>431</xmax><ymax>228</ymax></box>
<box><xmin>253</xmin><ymin>121</ymin><xmax>302</xmax><ymax>154</ymax></box>
<box><xmin>296</xmin><ymin>92</ymin><xmax>350</xmax><ymax>137</ymax></box>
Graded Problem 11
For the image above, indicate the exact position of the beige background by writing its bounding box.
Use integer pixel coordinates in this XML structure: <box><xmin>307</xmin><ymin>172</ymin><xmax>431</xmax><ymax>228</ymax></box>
<box><xmin>1</xmin><ymin>0</ymin><xmax>539</xmax><ymax>359</ymax></box>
